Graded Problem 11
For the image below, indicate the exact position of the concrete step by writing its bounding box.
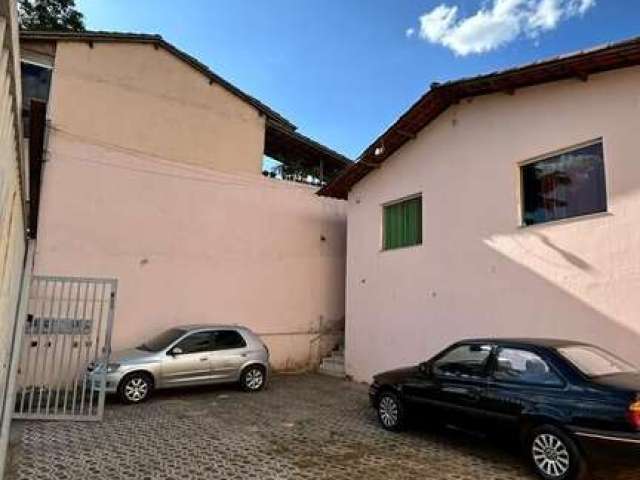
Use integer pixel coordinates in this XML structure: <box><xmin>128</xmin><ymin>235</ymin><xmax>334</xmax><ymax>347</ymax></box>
<box><xmin>319</xmin><ymin>357</ymin><xmax>345</xmax><ymax>377</ymax></box>
<box><xmin>330</xmin><ymin>351</ymin><xmax>344</xmax><ymax>361</ymax></box>
<box><xmin>319</xmin><ymin>367</ymin><xmax>346</xmax><ymax>378</ymax></box>
<box><xmin>321</xmin><ymin>357</ymin><xmax>344</xmax><ymax>369</ymax></box>
<box><xmin>319</xmin><ymin>364</ymin><xmax>345</xmax><ymax>378</ymax></box>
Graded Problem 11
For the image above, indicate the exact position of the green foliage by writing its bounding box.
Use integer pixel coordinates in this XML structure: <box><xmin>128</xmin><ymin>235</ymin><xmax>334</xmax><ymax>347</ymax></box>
<box><xmin>18</xmin><ymin>0</ymin><xmax>85</xmax><ymax>32</ymax></box>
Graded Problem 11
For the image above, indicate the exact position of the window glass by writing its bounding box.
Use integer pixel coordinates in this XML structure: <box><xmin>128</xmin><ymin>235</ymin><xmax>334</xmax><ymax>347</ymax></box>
<box><xmin>175</xmin><ymin>331</ymin><xmax>214</xmax><ymax>354</ymax></box>
<box><xmin>433</xmin><ymin>344</ymin><xmax>492</xmax><ymax>378</ymax></box>
<box><xmin>383</xmin><ymin>196</ymin><xmax>422</xmax><ymax>250</ymax></box>
<box><xmin>139</xmin><ymin>328</ymin><xmax>185</xmax><ymax>352</ymax></box>
<box><xmin>21</xmin><ymin>62</ymin><xmax>52</xmax><ymax>137</ymax></box>
<box><xmin>21</xmin><ymin>62</ymin><xmax>52</xmax><ymax>104</ymax></box>
<box><xmin>494</xmin><ymin>348</ymin><xmax>562</xmax><ymax>386</ymax></box>
<box><xmin>521</xmin><ymin>142</ymin><xmax>606</xmax><ymax>226</ymax></box>
<box><xmin>558</xmin><ymin>346</ymin><xmax>637</xmax><ymax>377</ymax></box>
<box><xmin>213</xmin><ymin>330</ymin><xmax>247</xmax><ymax>350</ymax></box>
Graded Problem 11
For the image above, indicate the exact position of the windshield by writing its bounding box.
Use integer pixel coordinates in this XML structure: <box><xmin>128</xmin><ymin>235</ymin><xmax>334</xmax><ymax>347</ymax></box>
<box><xmin>558</xmin><ymin>345</ymin><xmax>637</xmax><ymax>377</ymax></box>
<box><xmin>138</xmin><ymin>328</ymin><xmax>185</xmax><ymax>352</ymax></box>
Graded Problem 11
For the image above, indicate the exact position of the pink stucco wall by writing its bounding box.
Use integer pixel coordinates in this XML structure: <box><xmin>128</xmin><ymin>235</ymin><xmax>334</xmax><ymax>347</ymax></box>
<box><xmin>46</xmin><ymin>41</ymin><xmax>267</xmax><ymax>175</ymax></box>
<box><xmin>346</xmin><ymin>66</ymin><xmax>640</xmax><ymax>382</ymax></box>
<box><xmin>34</xmin><ymin>134</ymin><xmax>347</xmax><ymax>370</ymax></box>
<box><xmin>31</xmin><ymin>39</ymin><xmax>347</xmax><ymax>370</ymax></box>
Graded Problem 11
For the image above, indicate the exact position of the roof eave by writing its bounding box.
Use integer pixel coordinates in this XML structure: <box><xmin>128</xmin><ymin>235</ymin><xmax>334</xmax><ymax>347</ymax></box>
<box><xmin>318</xmin><ymin>35</ymin><xmax>640</xmax><ymax>199</ymax></box>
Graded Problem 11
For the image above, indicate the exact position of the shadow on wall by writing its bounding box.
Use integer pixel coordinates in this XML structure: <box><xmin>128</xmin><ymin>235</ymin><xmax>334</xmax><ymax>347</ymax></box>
<box><xmin>352</xmin><ymin>221</ymin><xmax>640</xmax><ymax>382</ymax></box>
<box><xmin>530</xmin><ymin>232</ymin><xmax>595</xmax><ymax>273</ymax></box>
<box><xmin>477</xmin><ymin>234</ymin><xmax>639</xmax><ymax>365</ymax></box>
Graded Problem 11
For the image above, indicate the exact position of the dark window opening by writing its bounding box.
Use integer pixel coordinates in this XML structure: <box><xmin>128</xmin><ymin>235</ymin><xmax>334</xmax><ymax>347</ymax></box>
<box><xmin>521</xmin><ymin>142</ymin><xmax>606</xmax><ymax>226</ymax></box>
<box><xmin>212</xmin><ymin>330</ymin><xmax>247</xmax><ymax>350</ymax></box>
<box><xmin>176</xmin><ymin>331</ymin><xmax>215</xmax><ymax>354</ymax></box>
<box><xmin>21</xmin><ymin>62</ymin><xmax>52</xmax><ymax>137</ymax></box>
<box><xmin>493</xmin><ymin>348</ymin><xmax>563</xmax><ymax>386</ymax></box>
<box><xmin>433</xmin><ymin>344</ymin><xmax>492</xmax><ymax>378</ymax></box>
<box><xmin>383</xmin><ymin>195</ymin><xmax>422</xmax><ymax>250</ymax></box>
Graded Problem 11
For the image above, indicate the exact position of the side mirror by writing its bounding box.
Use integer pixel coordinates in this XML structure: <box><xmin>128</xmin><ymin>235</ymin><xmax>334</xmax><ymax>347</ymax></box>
<box><xmin>168</xmin><ymin>346</ymin><xmax>183</xmax><ymax>356</ymax></box>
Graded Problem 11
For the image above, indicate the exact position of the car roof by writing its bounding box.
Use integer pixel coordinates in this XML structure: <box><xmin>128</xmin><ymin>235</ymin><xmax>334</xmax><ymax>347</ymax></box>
<box><xmin>175</xmin><ymin>324</ymin><xmax>250</xmax><ymax>332</ymax></box>
<box><xmin>457</xmin><ymin>338</ymin><xmax>592</xmax><ymax>349</ymax></box>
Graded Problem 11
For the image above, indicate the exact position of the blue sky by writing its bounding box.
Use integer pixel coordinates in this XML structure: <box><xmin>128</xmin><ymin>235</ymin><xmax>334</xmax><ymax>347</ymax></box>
<box><xmin>75</xmin><ymin>0</ymin><xmax>638</xmax><ymax>159</ymax></box>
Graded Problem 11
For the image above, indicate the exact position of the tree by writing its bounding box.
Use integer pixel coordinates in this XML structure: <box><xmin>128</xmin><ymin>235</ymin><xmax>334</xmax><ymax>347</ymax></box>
<box><xmin>18</xmin><ymin>0</ymin><xmax>85</xmax><ymax>32</ymax></box>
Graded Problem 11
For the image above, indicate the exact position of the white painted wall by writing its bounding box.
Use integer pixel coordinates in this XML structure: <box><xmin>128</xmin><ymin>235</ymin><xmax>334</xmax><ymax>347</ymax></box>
<box><xmin>346</xmin><ymin>66</ymin><xmax>640</xmax><ymax>382</ymax></box>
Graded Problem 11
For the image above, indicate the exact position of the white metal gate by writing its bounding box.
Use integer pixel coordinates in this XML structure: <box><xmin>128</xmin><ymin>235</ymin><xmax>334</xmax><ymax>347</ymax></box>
<box><xmin>13</xmin><ymin>276</ymin><xmax>116</xmax><ymax>421</ymax></box>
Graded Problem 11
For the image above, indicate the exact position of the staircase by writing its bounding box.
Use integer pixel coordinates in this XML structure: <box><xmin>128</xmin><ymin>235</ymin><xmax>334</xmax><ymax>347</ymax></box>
<box><xmin>318</xmin><ymin>341</ymin><xmax>345</xmax><ymax>378</ymax></box>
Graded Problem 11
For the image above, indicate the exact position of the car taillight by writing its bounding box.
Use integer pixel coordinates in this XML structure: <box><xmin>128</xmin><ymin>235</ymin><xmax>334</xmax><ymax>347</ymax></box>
<box><xmin>628</xmin><ymin>396</ymin><xmax>640</xmax><ymax>430</ymax></box>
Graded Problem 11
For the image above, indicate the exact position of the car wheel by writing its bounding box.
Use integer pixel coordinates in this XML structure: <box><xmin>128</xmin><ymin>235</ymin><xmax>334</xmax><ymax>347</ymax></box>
<box><xmin>118</xmin><ymin>372</ymin><xmax>153</xmax><ymax>404</ymax></box>
<box><xmin>377</xmin><ymin>391</ymin><xmax>406</xmax><ymax>431</ymax></box>
<box><xmin>528</xmin><ymin>425</ymin><xmax>587</xmax><ymax>480</ymax></box>
<box><xmin>240</xmin><ymin>365</ymin><xmax>266</xmax><ymax>392</ymax></box>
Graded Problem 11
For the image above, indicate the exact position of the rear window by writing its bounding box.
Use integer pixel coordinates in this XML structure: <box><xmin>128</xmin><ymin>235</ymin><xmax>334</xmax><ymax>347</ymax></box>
<box><xmin>213</xmin><ymin>330</ymin><xmax>247</xmax><ymax>350</ymax></box>
<box><xmin>558</xmin><ymin>345</ymin><xmax>637</xmax><ymax>377</ymax></box>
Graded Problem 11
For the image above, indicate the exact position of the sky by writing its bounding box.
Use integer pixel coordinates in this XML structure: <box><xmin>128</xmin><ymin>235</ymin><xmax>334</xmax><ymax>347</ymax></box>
<box><xmin>75</xmin><ymin>0</ymin><xmax>639</xmax><ymax>159</ymax></box>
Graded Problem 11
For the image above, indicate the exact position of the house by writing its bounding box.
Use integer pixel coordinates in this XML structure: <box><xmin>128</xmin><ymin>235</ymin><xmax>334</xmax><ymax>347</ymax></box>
<box><xmin>319</xmin><ymin>37</ymin><xmax>640</xmax><ymax>382</ymax></box>
<box><xmin>0</xmin><ymin>0</ymin><xmax>29</xmax><ymax>477</ymax></box>
<box><xmin>20</xmin><ymin>31</ymin><xmax>350</xmax><ymax>371</ymax></box>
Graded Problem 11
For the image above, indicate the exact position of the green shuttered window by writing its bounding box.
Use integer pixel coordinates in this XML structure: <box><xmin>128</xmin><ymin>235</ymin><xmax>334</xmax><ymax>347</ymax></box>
<box><xmin>383</xmin><ymin>196</ymin><xmax>422</xmax><ymax>250</ymax></box>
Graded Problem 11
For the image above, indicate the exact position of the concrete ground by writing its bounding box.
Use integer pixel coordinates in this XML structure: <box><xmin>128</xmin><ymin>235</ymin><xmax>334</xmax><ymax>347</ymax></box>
<box><xmin>6</xmin><ymin>374</ymin><xmax>640</xmax><ymax>480</ymax></box>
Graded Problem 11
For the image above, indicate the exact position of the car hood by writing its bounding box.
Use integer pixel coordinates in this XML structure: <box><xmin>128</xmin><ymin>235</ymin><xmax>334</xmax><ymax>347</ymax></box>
<box><xmin>110</xmin><ymin>348</ymin><xmax>156</xmax><ymax>365</ymax></box>
<box><xmin>373</xmin><ymin>366</ymin><xmax>420</xmax><ymax>384</ymax></box>
<box><xmin>590</xmin><ymin>372</ymin><xmax>640</xmax><ymax>392</ymax></box>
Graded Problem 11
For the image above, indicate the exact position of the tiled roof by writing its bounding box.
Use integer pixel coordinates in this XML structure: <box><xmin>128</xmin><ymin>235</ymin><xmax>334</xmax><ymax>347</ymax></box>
<box><xmin>319</xmin><ymin>35</ymin><xmax>640</xmax><ymax>199</ymax></box>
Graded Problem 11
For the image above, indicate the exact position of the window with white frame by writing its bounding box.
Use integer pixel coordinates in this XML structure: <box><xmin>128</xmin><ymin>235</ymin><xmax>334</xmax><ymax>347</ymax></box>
<box><xmin>382</xmin><ymin>195</ymin><xmax>422</xmax><ymax>250</ymax></box>
<box><xmin>521</xmin><ymin>141</ymin><xmax>606</xmax><ymax>226</ymax></box>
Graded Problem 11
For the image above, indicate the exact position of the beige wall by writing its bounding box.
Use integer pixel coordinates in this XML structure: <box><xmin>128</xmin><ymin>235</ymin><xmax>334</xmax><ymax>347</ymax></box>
<box><xmin>0</xmin><ymin>1</ymin><xmax>27</xmax><ymax>477</ymax></box>
<box><xmin>46</xmin><ymin>41</ymin><xmax>266</xmax><ymax>175</ymax></box>
<box><xmin>34</xmin><ymin>132</ymin><xmax>347</xmax><ymax>370</ymax></box>
<box><xmin>346</xmin><ymin>66</ymin><xmax>640</xmax><ymax>382</ymax></box>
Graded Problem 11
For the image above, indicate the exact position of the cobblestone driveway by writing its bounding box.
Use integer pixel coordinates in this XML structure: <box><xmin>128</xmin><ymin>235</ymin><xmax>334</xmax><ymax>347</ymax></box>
<box><xmin>7</xmin><ymin>374</ymin><xmax>640</xmax><ymax>479</ymax></box>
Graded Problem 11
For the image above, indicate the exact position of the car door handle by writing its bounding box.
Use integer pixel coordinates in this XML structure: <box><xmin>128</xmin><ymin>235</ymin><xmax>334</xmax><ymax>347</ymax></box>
<box><xmin>199</xmin><ymin>357</ymin><xmax>208</xmax><ymax>362</ymax></box>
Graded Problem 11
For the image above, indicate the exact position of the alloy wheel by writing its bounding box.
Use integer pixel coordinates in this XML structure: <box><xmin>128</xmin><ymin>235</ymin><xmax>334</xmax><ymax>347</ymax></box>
<box><xmin>245</xmin><ymin>368</ymin><xmax>264</xmax><ymax>390</ymax></box>
<box><xmin>532</xmin><ymin>433</ymin><xmax>570</xmax><ymax>478</ymax></box>
<box><xmin>378</xmin><ymin>395</ymin><xmax>399</xmax><ymax>428</ymax></box>
<box><xmin>124</xmin><ymin>377</ymin><xmax>148</xmax><ymax>402</ymax></box>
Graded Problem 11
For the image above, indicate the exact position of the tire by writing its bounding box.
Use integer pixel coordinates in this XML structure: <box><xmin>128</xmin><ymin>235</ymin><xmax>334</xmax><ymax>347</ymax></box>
<box><xmin>240</xmin><ymin>365</ymin><xmax>266</xmax><ymax>392</ymax></box>
<box><xmin>527</xmin><ymin>425</ymin><xmax>588</xmax><ymax>480</ymax></box>
<box><xmin>376</xmin><ymin>391</ymin><xmax>406</xmax><ymax>431</ymax></box>
<box><xmin>118</xmin><ymin>372</ymin><xmax>153</xmax><ymax>404</ymax></box>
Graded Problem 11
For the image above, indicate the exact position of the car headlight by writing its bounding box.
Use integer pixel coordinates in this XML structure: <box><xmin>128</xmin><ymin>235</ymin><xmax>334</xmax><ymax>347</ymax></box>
<box><xmin>106</xmin><ymin>363</ymin><xmax>121</xmax><ymax>373</ymax></box>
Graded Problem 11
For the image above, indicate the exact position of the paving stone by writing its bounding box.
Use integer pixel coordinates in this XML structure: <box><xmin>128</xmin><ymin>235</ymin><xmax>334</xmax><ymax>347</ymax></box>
<box><xmin>5</xmin><ymin>374</ymin><xmax>639</xmax><ymax>479</ymax></box>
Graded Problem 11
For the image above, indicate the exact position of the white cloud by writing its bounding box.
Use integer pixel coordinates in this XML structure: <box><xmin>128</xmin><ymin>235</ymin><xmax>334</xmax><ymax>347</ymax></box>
<box><xmin>419</xmin><ymin>4</ymin><xmax>458</xmax><ymax>43</ymax></box>
<box><xmin>569</xmin><ymin>0</ymin><xmax>596</xmax><ymax>15</ymax></box>
<box><xmin>413</xmin><ymin>0</ymin><xmax>596</xmax><ymax>56</ymax></box>
<box><xmin>405</xmin><ymin>27</ymin><xmax>415</xmax><ymax>38</ymax></box>
<box><xmin>529</xmin><ymin>0</ymin><xmax>563</xmax><ymax>31</ymax></box>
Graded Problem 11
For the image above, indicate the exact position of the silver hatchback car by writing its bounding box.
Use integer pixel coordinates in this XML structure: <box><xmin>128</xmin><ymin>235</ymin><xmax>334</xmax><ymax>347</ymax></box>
<box><xmin>88</xmin><ymin>324</ymin><xmax>270</xmax><ymax>403</ymax></box>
